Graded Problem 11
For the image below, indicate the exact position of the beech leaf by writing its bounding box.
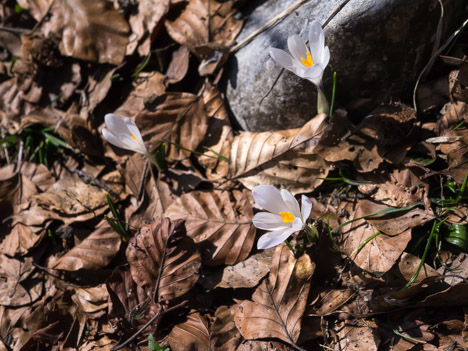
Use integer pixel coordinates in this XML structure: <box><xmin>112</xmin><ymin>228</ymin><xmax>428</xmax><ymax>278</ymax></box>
<box><xmin>234</xmin><ymin>244</ymin><xmax>315</xmax><ymax>346</ymax></box>
<box><xmin>126</xmin><ymin>218</ymin><xmax>201</xmax><ymax>302</ymax></box>
<box><xmin>167</xmin><ymin>311</ymin><xmax>210</xmax><ymax>351</ymax></box>
<box><xmin>165</xmin><ymin>189</ymin><xmax>255</xmax><ymax>266</ymax></box>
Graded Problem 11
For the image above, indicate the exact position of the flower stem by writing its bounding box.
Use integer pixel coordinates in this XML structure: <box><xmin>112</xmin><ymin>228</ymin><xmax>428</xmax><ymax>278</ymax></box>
<box><xmin>284</xmin><ymin>239</ymin><xmax>295</xmax><ymax>254</ymax></box>
<box><xmin>317</xmin><ymin>87</ymin><xmax>330</xmax><ymax>115</ymax></box>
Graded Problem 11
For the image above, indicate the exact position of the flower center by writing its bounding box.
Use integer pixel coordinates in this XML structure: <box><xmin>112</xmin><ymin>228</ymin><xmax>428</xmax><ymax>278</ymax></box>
<box><xmin>280</xmin><ymin>211</ymin><xmax>295</xmax><ymax>223</ymax></box>
<box><xmin>301</xmin><ymin>52</ymin><xmax>314</xmax><ymax>67</ymax></box>
<box><xmin>131</xmin><ymin>135</ymin><xmax>137</xmax><ymax>141</ymax></box>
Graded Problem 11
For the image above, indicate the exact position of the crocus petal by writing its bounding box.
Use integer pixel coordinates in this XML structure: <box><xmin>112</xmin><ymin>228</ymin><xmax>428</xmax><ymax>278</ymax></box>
<box><xmin>252</xmin><ymin>185</ymin><xmax>287</xmax><ymax>214</ymax></box>
<box><xmin>308</xmin><ymin>21</ymin><xmax>324</xmax><ymax>63</ymax></box>
<box><xmin>301</xmin><ymin>195</ymin><xmax>312</xmax><ymax>223</ymax></box>
<box><xmin>257</xmin><ymin>218</ymin><xmax>303</xmax><ymax>249</ymax></box>
<box><xmin>102</xmin><ymin>128</ymin><xmax>126</xmax><ymax>149</ymax></box>
<box><xmin>321</xmin><ymin>46</ymin><xmax>330</xmax><ymax>68</ymax></box>
<box><xmin>303</xmin><ymin>64</ymin><xmax>324</xmax><ymax>86</ymax></box>
<box><xmin>287</xmin><ymin>34</ymin><xmax>308</xmax><ymax>63</ymax></box>
<box><xmin>269</xmin><ymin>48</ymin><xmax>296</xmax><ymax>71</ymax></box>
<box><xmin>280</xmin><ymin>189</ymin><xmax>301</xmax><ymax>219</ymax></box>
<box><xmin>120</xmin><ymin>134</ymin><xmax>148</xmax><ymax>155</ymax></box>
<box><xmin>253</xmin><ymin>212</ymin><xmax>289</xmax><ymax>230</ymax></box>
<box><xmin>124</xmin><ymin>117</ymin><xmax>144</xmax><ymax>144</ymax></box>
<box><xmin>105</xmin><ymin>113</ymin><xmax>132</xmax><ymax>136</ymax></box>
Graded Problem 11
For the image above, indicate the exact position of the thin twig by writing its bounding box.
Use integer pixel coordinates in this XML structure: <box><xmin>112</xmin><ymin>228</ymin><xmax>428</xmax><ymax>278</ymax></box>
<box><xmin>112</xmin><ymin>301</ymin><xmax>188</xmax><ymax>351</ymax></box>
<box><xmin>230</xmin><ymin>0</ymin><xmax>308</xmax><ymax>54</ymax></box>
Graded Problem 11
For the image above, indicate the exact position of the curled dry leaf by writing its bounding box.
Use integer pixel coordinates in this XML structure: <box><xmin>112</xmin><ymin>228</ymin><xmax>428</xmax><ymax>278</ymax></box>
<box><xmin>0</xmin><ymin>255</ymin><xmax>42</xmax><ymax>307</ymax></box>
<box><xmin>165</xmin><ymin>0</ymin><xmax>242</xmax><ymax>74</ymax></box>
<box><xmin>335</xmin><ymin>319</ymin><xmax>380</xmax><ymax>351</ymax></box>
<box><xmin>42</xmin><ymin>0</ymin><xmax>129</xmax><ymax>65</ymax></box>
<box><xmin>234</xmin><ymin>245</ymin><xmax>315</xmax><ymax>346</ymax></box>
<box><xmin>167</xmin><ymin>311</ymin><xmax>210</xmax><ymax>351</ymax></box>
<box><xmin>214</xmin><ymin>249</ymin><xmax>274</xmax><ymax>289</ymax></box>
<box><xmin>337</xmin><ymin>199</ymin><xmax>434</xmax><ymax>274</ymax></box>
<box><xmin>230</xmin><ymin>113</ymin><xmax>332</xmax><ymax>194</ymax></box>
<box><xmin>358</xmin><ymin>167</ymin><xmax>430</xmax><ymax>208</ymax></box>
<box><xmin>211</xmin><ymin>306</ymin><xmax>243</xmax><ymax>351</ymax></box>
<box><xmin>309</xmin><ymin>289</ymin><xmax>355</xmax><ymax>316</ymax></box>
<box><xmin>115</xmin><ymin>71</ymin><xmax>166</xmax><ymax>118</ymax></box>
<box><xmin>398</xmin><ymin>252</ymin><xmax>440</xmax><ymax>285</ymax></box>
<box><xmin>71</xmin><ymin>284</ymin><xmax>109</xmax><ymax>314</ymax></box>
<box><xmin>106</xmin><ymin>267</ymin><xmax>160</xmax><ymax>331</ymax></box>
<box><xmin>135</xmin><ymin>92</ymin><xmax>208</xmax><ymax>162</ymax></box>
<box><xmin>126</xmin><ymin>217</ymin><xmax>201</xmax><ymax>302</ymax></box>
<box><xmin>198</xmin><ymin>82</ymin><xmax>233</xmax><ymax>180</ymax></box>
<box><xmin>437</xmin><ymin>128</ymin><xmax>468</xmax><ymax>184</ymax></box>
<box><xmin>127</xmin><ymin>0</ymin><xmax>170</xmax><ymax>56</ymax></box>
<box><xmin>165</xmin><ymin>189</ymin><xmax>255</xmax><ymax>266</ymax></box>
<box><xmin>51</xmin><ymin>220</ymin><xmax>121</xmax><ymax>271</ymax></box>
<box><xmin>166</xmin><ymin>46</ymin><xmax>191</xmax><ymax>84</ymax></box>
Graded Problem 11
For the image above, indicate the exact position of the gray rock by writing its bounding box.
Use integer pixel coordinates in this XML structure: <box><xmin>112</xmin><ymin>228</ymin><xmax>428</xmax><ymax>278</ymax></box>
<box><xmin>226</xmin><ymin>0</ymin><xmax>463</xmax><ymax>131</ymax></box>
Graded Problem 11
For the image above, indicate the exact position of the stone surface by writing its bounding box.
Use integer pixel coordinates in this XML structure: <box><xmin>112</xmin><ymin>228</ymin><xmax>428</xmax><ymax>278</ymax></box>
<box><xmin>226</xmin><ymin>0</ymin><xmax>463</xmax><ymax>131</ymax></box>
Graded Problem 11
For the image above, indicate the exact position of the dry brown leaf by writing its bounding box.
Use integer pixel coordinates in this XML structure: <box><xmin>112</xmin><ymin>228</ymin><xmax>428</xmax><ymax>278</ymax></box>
<box><xmin>338</xmin><ymin>199</ymin><xmax>434</xmax><ymax>274</ymax></box>
<box><xmin>210</xmin><ymin>306</ymin><xmax>243</xmax><ymax>351</ymax></box>
<box><xmin>358</xmin><ymin>167</ymin><xmax>430</xmax><ymax>208</ymax></box>
<box><xmin>32</xmin><ymin>170</ymin><xmax>124</xmax><ymax>225</ymax></box>
<box><xmin>135</xmin><ymin>92</ymin><xmax>208</xmax><ymax>162</ymax></box>
<box><xmin>115</xmin><ymin>71</ymin><xmax>166</xmax><ymax>118</ymax></box>
<box><xmin>71</xmin><ymin>284</ymin><xmax>109</xmax><ymax>313</ymax></box>
<box><xmin>106</xmin><ymin>266</ymin><xmax>160</xmax><ymax>331</ymax></box>
<box><xmin>237</xmin><ymin>340</ymin><xmax>295</xmax><ymax>351</ymax></box>
<box><xmin>165</xmin><ymin>0</ymin><xmax>242</xmax><ymax>74</ymax></box>
<box><xmin>230</xmin><ymin>113</ymin><xmax>332</xmax><ymax>194</ymax></box>
<box><xmin>234</xmin><ymin>245</ymin><xmax>315</xmax><ymax>346</ymax></box>
<box><xmin>165</xmin><ymin>189</ymin><xmax>255</xmax><ymax>266</ymax></box>
<box><xmin>167</xmin><ymin>311</ymin><xmax>210</xmax><ymax>351</ymax></box>
<box><xmin>335</xmin><ymin>319</ymin><xmax>380</xmax><ymax>351</ymax></box>
<box><xmin>127</xmin><ymin>0</ymin><xmax>170</xmax><ymax>56</ymax></box>
<box><xmin>126</xmin><ymin>217</ymin><xmax>201</xmax><ymax>302</ymax></box>
<box><xmin>398</xmin><ymin>252</ymin><xmax>440</xmax><ymax>284</ymax></box>
<box><xmin>42</xmin><ymin>0</ymin><xmax>129</xmax><ymax>65</ymax></box>
<box><xmin>438</xmin><ymin>128</ymin><xmax>468</xmax><ymax>184</ymax></box>
<box><xmin>198</xmin><ymin>82</ymin><xmax>232</xmax><ymax>180</ymax></box>
<box><xmin>309</xmin><ymin>289</ymin><xmax>355</xmax><ymax>316</ymax></box>
<box><xmin>214</xmin><ymin>249</ymin><xmax>274</xmax><ymax>289</ymax></box>
<box><xmin>17</xmin><ymin>0</ymin><xmax>51</xmax><ymax>21</ymax></box>
<box><xmin>0</xmin><ymin>255</ymin><xmax>42</xmax><ymax>307</ymax></box>
<box><xmin>51</xmin><ymin>220</ymin><xmax>121</xmax><ymax>271</ymax></box>
<box><xmin>166</xmin><ymin>46</ymin><xmax>190</xmax><ymax>84</ymax></box>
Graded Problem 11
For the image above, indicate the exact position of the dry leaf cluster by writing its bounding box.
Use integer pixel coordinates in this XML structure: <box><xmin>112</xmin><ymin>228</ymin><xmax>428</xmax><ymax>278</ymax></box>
<box><xmin>0</xmin><ymin>1</ymin><xmax>467</xmax><ymax>350</ymax></box>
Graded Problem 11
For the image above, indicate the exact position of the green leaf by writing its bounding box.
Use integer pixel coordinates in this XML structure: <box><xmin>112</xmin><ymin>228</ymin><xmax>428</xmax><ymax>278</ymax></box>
<box><xmin>446</xmin><ymin>224</ymin><xmax>468</xmax><ymax>251</ymax></box>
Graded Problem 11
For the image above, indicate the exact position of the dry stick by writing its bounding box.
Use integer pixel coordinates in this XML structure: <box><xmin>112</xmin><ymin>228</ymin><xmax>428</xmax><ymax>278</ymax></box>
<box><xmin>413</xmin><ymin>16</ymin><xmax>468</xmax><ymax>114</ymax></box>
<box><xmin>230</xmin><ymin>0</ymin><xmax>308</xmax><ymax>54</ymax></box>
<box><xmin>112</xmin><ymin>300</ymin><xmax>188</xmax><ymax>351</ymax></box>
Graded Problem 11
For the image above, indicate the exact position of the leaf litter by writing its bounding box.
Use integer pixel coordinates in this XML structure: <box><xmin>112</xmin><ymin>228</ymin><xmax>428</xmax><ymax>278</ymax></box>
<box><xmin>0</xmin><ymin>1</ymin><xmax>467</xmax><ymax>350</ymax></box>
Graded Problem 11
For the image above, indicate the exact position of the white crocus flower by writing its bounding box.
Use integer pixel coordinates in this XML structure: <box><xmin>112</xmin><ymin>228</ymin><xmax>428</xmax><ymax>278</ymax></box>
<box><xmin>102</xmin><ymin>113</ymin><xmax>150</xmax><ymax>157</ymax></box>
<box><xmin>252</xmin><ymin>185</ymin><xmax>312</xmax><ymax>250</ymax></box>
<box><xmin>269</xmin><ymin>20</ymin><xmax>330</xmax><ymax>114</ymax></box>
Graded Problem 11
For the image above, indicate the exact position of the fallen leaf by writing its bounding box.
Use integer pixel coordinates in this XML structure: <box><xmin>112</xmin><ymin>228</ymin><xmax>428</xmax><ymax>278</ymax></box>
<box><xmin>166</xmin><ymin>46</ymin><xmax>190</xmax><ymax>84</ymax></box>
<box><xmin>214</xmin><ymin>249</ymin><xmax>274</xmax><ymax>289</ymax></box>
<box><xmin>126</xmin><ymin>217</ymin><xmax>201</xmax><ymax>302</ymax></box>
<box><xmin>210</xmin><ymin>306</ymin><xmax>243</xmax><ymax>351</ymax></box>
<box><xmin>198</xmin><ymin>82</ymin><xmax>233</xmax><ymax>180</ymax></box>
<box><xmin>0</xmin><ymin>255</ymin><xmax>42</xmax><ymax>307</ymax></box>
<box><xmin>165</xmin><ymin>189</ymin><xmax>255</xmax><ymax>266</ymax></box>
<box><xmin>337</xmin><ymin>199</ymin><xmax>434</xmax><ymax>274</ymax></box>
<box><xmin>127</xmin><ymin>0</ymin><xmax>170</xmax><ymax>56</ymax></box>
<box><xmin>309</xmin><ymin>289</ymin><xmax>355</xmax><ymax>316</ymax></box>
<box><xmin>234</xmin><ymin>245</ymin><xmax>315</xmax><ymax>346</ymax></box>
<box><xmin>165</xmin><ymin>0</ymin><xmax>242</xmax><ymax>74</ymax></box>
<box><xmin>51</xmin><ymin>220</ymin><xmax>121</xmax><ymax>271</ymax></box>
<box><xmin>167</xmin><ymin>311</ymin><xmax>210</xmax><ymax>351</ymax></box>
<box><xmin>42</xmin><ymin>0</ymin><xmax>130</xmax><ymax>65</ymax></box>
<box><xmin>230</xmin><ymin>113</ymin><xmax>332</xmax><ymax>194</ymax></box>
<box><xmin>335</xmin><ymin>319</ymin><xmax>380</xmax><ymax>351</ymax></box>
<box><xmin>72</xmin><ymin>284</ymin><xmax>109</xmax><ymax>313</ymax></box>
<box><xmin>106</xmin><ymin>266</ymin><xmax>160</xmax><ymax>331</ymax></box>
<box><xmin>398</xmin><ymin>252</ymin><xmax>440</xmax><ymax>284</ymax></box>
<box><xmin>135</xmin><ymin>92</ymin><xmax>208</xmax><ymax>162</ymax></box>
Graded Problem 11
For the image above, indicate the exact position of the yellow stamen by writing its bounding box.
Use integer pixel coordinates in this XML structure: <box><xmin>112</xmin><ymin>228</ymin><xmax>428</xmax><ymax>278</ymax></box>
<box><xmin>131</xmin><ymin>135</ymin><xmax>137</xmax><ymax>141</ymax></box>
<box><xmin>280</xmin><ymin>211</ymin><xmax>295</xmax><ymax>223</ymax></box>
<box><xmin>301</xmin><ymin>52</ymin><xmax>314</xmax><ymax>67</ymax></box>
